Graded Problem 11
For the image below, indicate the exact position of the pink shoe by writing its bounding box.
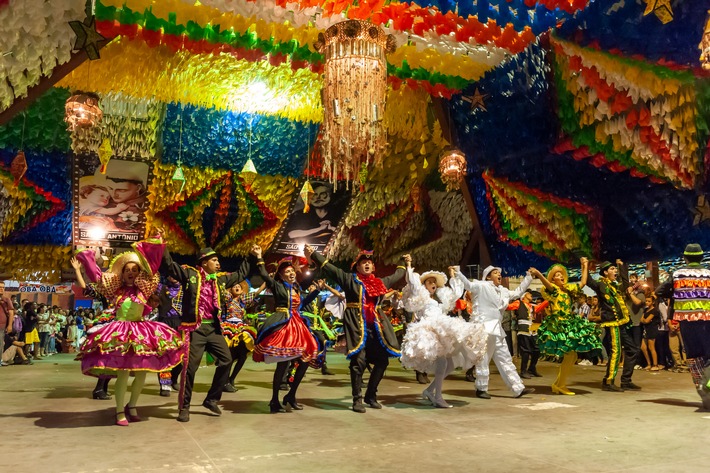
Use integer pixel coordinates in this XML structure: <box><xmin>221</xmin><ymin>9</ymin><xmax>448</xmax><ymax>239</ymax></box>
<box><xmin>115</xmin><ymin>414</ymin><xmax>129</xmax><ymax>427</ymax></box>
<box><xmin>124</xmin><ymin>404</ymin><xmax>142</xmax><ymax>422</ymax></box>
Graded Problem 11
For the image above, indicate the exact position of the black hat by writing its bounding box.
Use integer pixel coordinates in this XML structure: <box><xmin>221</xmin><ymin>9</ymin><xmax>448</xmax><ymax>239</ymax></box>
<box><xmin>351</xmin><ymin>250</ymin><xmax>375</xmax><ymax>270</ymax></box>
<box><xmin>684</xmin><ymin>243</ymin><xmax>703</xmax><ymax>257</ymax></box>
<box><xmin>198</xmin><ymin>247</ymin><xmax>218</xmax><ymax>264</ymax></box>
<box><xmin>598</xmin><ymin>261</ymin><xmax>613</xmax><ymax>275</ymax></box>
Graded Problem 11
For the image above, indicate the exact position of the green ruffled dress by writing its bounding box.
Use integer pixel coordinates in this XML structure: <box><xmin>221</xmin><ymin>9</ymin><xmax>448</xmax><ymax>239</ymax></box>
<box><xmin>537</xmin><ymin>283</ymin><xmax>602</xmax><ymax>357</ymax></box>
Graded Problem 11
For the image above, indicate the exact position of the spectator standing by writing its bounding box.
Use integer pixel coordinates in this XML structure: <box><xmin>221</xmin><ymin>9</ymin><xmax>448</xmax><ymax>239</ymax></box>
<box><xmin>0</xmin><ymin>281</ymin><xmax>16</xmax><ymax>366</ymax></box>
<box><xmin>640</xmin><ymin>295</ymin><xmax>661</xmax><ymax>371</ymax></box>
<box><xmin>23</xmin><ymin>302</ymin><xmax>42</xmax><ymax>360</ymax></box>
<box><xmin>656</xmin><ymin>298</ymin><xmax>671</xmax><ymax>369</ymax></box>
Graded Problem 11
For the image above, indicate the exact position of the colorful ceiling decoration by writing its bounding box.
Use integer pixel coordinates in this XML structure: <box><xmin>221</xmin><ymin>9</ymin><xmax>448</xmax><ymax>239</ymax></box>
<box><xmin>0</xmin><ymin>0</ymin><xmax>86</xmax><ymax>111</ymax></box>
<box><xmin>149</xmin><ymin>162</ymin><xmax>297</xmax><ymax>257</ymax></box>
<box><xmin>552</xmin><ymin>35</ymin><xmax>706</xmax><ymax>190</ymax></box>
<box><xmin>482</xmin><ymin>170</ymin><xmax>601</xmax><ymax>263</ymax></box>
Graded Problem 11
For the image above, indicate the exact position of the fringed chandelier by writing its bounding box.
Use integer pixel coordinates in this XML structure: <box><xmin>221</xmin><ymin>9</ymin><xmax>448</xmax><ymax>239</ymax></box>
<box><xmin>65</xmin><ymin>92</ymin><xmax>102</xmax><ymax>129</ymax></box>
<box><xmin>701</xmin><ymin>14</ymin><xmax>710</xmax><ymax>71</ymax></box>
<box><xmin>439</xmin><ymin>148</ymin><xmax>467</xmax><ymax>190</ymax></box>
<box><xmin>315</xmin><ymin>20</ymin><xmax>396</xmax><ymax>183</ymax></box>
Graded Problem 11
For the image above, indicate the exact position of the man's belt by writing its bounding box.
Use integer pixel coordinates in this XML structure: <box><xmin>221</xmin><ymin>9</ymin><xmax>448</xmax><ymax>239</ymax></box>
<box><xmin>346</xmin><ymin>303</ymin><xmax>360</xmax><ymax>309</ymax></box>
<box><xmin>275</xmin><ymin>307</ymin><xmax>289</xmax><ymax>312</ymax></box>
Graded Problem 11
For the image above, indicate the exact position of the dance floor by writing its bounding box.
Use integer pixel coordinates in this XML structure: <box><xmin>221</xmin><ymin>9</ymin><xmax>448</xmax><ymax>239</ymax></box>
<box><xmin>1</xmin><ymin>353</ymin><xmax>707</xmax><ymax>473</ymax></box>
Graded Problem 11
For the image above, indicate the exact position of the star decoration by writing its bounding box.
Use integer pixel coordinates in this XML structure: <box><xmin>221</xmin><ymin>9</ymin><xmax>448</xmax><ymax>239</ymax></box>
<box><xmin>643</xmin><ymin>0</ymin><xmax>674</xmax><ymax>25</ymax></box>
<box><xmin>69</xmin><ymin>16</ymin><xmax>107</xmax><ymax>60</ymax></box>
<box><xmin>462</xmin><ymin>88</ymin><xmax>488</xmax><ymax>112</ymax></box>
<box><xmin>693</xmin><ymin>195</ymin><xmax>710</xmax><ymax>226</ymax></box>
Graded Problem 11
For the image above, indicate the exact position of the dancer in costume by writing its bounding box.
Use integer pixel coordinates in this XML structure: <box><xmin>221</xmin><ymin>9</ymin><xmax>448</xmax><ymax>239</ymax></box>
<box><xmin>156</xmin><ymin>277</ymin><xmax>184</xmax><ymax>397</ymax></box>
<box><xmin>161</xmin><ymin>244</ymin><xmax>260</xmax><ymax>422</ymax></box>
<box><xmin>222</xmin><ymin>280</ymin><xmax>263</xmax><ymax>393</ymax></box>
<box><xmin>656</xmin><ymin>243</ymin><xmax>710</xmax><ymax>409</ymax></box>
<box><xmin>585</xmin><ymin>260</ymin><xmax>641</xmax><ymax>392</ymax></box>
<box><xmin>530</xmin><ymin>258</ymin><xmax>602</xmax><ymax>395</ymax></box>
<box><xmin>507</xmin><ymin>292</ymin><xmax>548</xmax><ymax>379</ymax></box>
<box><xmin>74</xmin><ymin>236</ymin><xmax>184</xmax><ymax>426</ymax></box>
<box><xmin>401</xmin><ymin>265</ymin><xmax>487</xmax><ymax>408</ymax></box>
<box><xmin>306</xmin><ymin>245</ymin><xmax>410</xmax><ymax>413</ymax></box>
<box><xmin>253</xmin><ymin>257</ymin><xmax>324</xmax><ymax>413</ymax></box>
<box><xmin>453</xmin><ymin>265</ymin><xmax>535</xmax><ymax>399</ymax></box>
<box><xmin>71</xmin><ymin>257</ymin><xmax>114</xmax><ymax>400</ymax></box>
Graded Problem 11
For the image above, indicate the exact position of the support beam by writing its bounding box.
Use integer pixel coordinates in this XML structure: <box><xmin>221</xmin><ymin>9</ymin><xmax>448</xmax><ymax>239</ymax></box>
<box><xmin>0</xmin><ymin>40</ymin><xmax>112</xmax><ymax>126</ymax></box>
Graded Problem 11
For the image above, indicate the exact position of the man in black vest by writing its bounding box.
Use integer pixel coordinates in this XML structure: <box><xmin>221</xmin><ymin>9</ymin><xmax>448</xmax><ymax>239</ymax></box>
<box><xmin>161</xmin><ymin>244</ymin><xmax>261</xmax><ymax>422</ymax></box>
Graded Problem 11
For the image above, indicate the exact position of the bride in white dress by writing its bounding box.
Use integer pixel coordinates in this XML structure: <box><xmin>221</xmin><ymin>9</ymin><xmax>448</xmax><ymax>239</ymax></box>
<box><xmin>401</xmin><ymin>266</ymin><xmax>487</xmax><ymax>408</ymax></box>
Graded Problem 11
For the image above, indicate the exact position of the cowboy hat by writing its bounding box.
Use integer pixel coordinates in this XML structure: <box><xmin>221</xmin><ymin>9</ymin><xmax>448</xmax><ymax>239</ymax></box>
<box><xmin>420</xmin><ymin>270</ymin><xmax>447</xmax><ymax>288</ymax></box>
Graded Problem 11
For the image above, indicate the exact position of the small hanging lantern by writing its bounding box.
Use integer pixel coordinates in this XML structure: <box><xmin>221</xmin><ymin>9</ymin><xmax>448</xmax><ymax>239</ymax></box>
<box><xmin>97</xmin><ymin>138</ymin><xmax>112</xmax><ymax>174</ymax></box>
<box><xmin>65</xmin><ymin>91</ymin><xmax>102</xmax><ymax>129</ymax></box>
<box><xmin>240</xmin><ymin>158</ymin><xmax>258</xmax><ymax>191</ymax></box>
<box><xmin>438</xmin><ymin>148</ymin><xmax>467</xmax><ymax>191</ymax></box>
<box><xmin>300</xmin><ymin>180</ymin><xmax>315</xmax><ymax>213</ymax></box>
<box><xmin>10</xmin><ymin>150</ymin><xmax>27</xmax><ymax>186</ymax></box>
<box><xmin>172</xmin><ymin>165</ymin><xmax>186</xmax><ymax>196</ymax></box>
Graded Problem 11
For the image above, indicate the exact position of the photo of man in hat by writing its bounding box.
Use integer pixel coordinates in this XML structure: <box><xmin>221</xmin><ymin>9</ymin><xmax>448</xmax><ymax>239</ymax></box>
<box><xmin>656</xmin><ymin>244</ymin><xmax>710</xmax><ymax>410</ymax></box>
<box><xmin>103</xmin><ymin>160</ymin><xmax>150</xmax><ymax>231</ymax></box>
<box><xmin>160</xmin><ymin>241</ymin><xmax>263</xmax><ymax>422</ymax></box>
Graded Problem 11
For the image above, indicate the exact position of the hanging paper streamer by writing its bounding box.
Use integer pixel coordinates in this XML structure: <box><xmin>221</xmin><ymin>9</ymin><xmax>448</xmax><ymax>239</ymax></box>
<box><xmin>240</xmin><ymin>158</ymin><xmax>258</xmax><ymax>191</ymax></box>
<box><xmin>299</xmin><ymin>180</ymin><xmax>314</xmax><ymax>213</ymax></box>
<box><xmin>10</xmin><ymin>150</ymin><xmax>27</xmax><ymax>186</ymax></box>
<box><xmin>97</xmin><ymin>138</ymin><xmax>112</xmax><ymax>174</ymax></box>
<box><xmin>171</xmin><ymin>165</ymin><xmax>186</xmax><ymax>195</ymax></box>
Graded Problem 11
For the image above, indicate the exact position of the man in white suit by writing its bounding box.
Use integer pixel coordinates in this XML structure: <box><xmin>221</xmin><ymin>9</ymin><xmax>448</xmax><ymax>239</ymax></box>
<box><xmin>454</xmin><ymin>265</ymin><xmax>536</xmax><ymax>399</ymax></box>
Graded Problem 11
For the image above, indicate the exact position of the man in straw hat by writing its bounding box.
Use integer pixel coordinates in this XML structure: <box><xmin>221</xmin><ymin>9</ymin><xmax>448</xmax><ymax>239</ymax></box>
<box><xmin>305</xmin><ymin>245</ymin><xmax>411</xmax><ymax>413</ymax></box>
<box><xmin>452</xmin><ymin>265</ymin><xmax>536</xmax><ymax>399</ymax></box>
<box><xmin>585</xmin><ymin>259</ymin><xmax>641</xmax><ymax>392</ymax></box>
<box><xmin>161</xmin><ymin>242</ymin><xmax>263</xmax><ymax>422</ymax></box>
<box><xmin>656</xmin><ymin>243</ymin><xmax>710</xmax><ymax>410</ymax></box>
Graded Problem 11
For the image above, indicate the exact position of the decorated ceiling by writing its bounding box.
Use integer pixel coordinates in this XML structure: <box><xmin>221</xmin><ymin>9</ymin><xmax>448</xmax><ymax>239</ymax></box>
<box><xmin>0</xmin><ymin>0</ymin><xmax>709</xmax><ymax>282</ymax></box>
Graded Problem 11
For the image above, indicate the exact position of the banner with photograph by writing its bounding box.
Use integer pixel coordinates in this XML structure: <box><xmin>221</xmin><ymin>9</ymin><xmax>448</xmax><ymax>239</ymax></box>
<box><xmin>73</xmin><ymin>154</ymin><xmax>153</xmax><ymax>246</ymax></box>
<box><xmin>274</xmin><ymin>180</ymin><xmax>353</xmax><ymax>256</ymax></box>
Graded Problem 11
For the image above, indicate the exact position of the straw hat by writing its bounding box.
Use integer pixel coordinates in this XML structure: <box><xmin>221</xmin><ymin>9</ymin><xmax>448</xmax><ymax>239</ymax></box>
<box><xmin>420</xmin><ymin>270</ymin><xmax>447</xmax><ymax>288</ymax></box>
<box><xmin>546</xmin><ymin>264</ymin><xmax>568</xmax><ymax>285</ymax></box>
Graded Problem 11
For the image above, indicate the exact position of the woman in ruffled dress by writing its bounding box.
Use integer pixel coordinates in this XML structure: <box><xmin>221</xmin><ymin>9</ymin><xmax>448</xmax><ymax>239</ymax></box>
<box><xmin>74</xmin><ymin>236</ymin><xmax>184</xmax><ymax>425</ymax></box>
<box><xmin>253</xmin><ymin>257</ymin><xmax>324</xmax><ymax>413</ymax></box>
<box><xmin>221</xmin><ymin>280</ymin><xmax>264</xmax><ymax>392</ymax></box>
<box><xmin>530</xmin><ymin>257</ymin><xmax>602</xmax><ymax>395</ymax></box>
<box><xmin>401</xmin><ymin>264</ymin><xmax>487</xmax><ymax>408</ymax></box>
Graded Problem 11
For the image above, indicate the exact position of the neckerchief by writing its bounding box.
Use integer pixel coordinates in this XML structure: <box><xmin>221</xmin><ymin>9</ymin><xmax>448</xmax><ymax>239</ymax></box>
<box><xmin>205</xmin><ymin>273</ymin><xmax>218</xmax><ymax>281</ymax></box>
<box><xmin>354</xmin><ymin>273</ymin><xmax>388</xmax><ymax>297</ymax></box>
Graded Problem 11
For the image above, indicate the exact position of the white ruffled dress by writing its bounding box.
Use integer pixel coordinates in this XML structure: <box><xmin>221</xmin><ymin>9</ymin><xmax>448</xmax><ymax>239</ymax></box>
<box><xmin>400</xmin><ymin>268</ymin><xmax>487</xmax><ymax>373</ymax></box>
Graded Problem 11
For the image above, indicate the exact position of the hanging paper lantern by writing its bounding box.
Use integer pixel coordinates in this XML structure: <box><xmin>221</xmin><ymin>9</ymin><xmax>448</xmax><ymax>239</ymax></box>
<box><xmin>300</xmin><ymin>180</ymin><xmax>315</xmax><ymax>213</ymax></box>
<box><xmin>315</xmin><ymin>20</ymin><xmax>396</xmax><ymax>182</ymax></box>
<box><xmin>240</xmin><ymin>158</ymin><xmax>258</xmax><ymax>191</ymax></box>
<box><xmin>438</xmin><ymin>148</ymin><xmax>467</xmax><ymax>191</ymax></box>
<box><xmin>10</xmin><ymin>150</ymin><xmax>27</xmax><ymax>186</ymax></box>
<box><xmin>97</xmin><ymin>138</ymin><xmax>112</xmax><ymax>174</ymax></box>
<box><xmin>171</xmin><ymin>165</ymin><xmax>186</xmax><ymax>196</ymax></box>
<box><xmin>701</xmin><ymin>15</ymin><xmax>710</xmax><ymax>71</ymax></box>
<box><xmin>65</xmin><ymin>91</ymin><xmax>102</xmax><ymax>129</ymax></box>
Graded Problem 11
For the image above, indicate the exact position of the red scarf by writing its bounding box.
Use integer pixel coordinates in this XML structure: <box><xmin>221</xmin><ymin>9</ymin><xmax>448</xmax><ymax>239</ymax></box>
<box><xmin>356</xmin><ymin>273</ymin><xmax>388</xmax><ymax>297</ymax></box>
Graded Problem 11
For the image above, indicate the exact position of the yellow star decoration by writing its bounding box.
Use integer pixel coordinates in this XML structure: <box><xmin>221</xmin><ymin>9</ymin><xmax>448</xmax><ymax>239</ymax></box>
<box><xmin>69</xmin><ymin>16</ymin><xmax>107</xmax><ymax>60</ymax></box>
<box><xmin>462</xmin><ymin>88</ymin><xmax>488</xmax><ymax>112</ymax></box>
<box><xmin>643</xmin><ymin>0</ymin><xmax>674</xmax><ymax>25</ymax></box>
<box><xmin>693</xmin><ymin>195</ymin><xmax>710</xmax><ymax>226</ymax></box>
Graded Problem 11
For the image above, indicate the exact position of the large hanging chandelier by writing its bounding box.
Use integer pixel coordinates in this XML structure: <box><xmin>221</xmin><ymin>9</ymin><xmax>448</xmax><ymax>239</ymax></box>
<box><xmin>701</xmin><ymin>14</ymin><xmax>710</xmax><ymax>70</ymax></box>
<box><xmin>315</xmin><ymin>20</ymin><xmax>396</xmax><ymax>182</ymax></box>
<box><xmin>65</xmin><ymin>92</ymin><xmax>102</xmax><ymax>129</ymax></box>
<box><xmin>439</xmin><ymin>148</ymin><xmax>467</xmax><ymax>190</ymax></box>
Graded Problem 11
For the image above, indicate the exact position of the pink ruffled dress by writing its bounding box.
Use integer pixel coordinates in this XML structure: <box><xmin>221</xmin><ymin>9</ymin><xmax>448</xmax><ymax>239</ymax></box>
<box><xmin>76</xmin><ymin>240</ymin><xmax>184</xmax><ymax>377</ymax></box>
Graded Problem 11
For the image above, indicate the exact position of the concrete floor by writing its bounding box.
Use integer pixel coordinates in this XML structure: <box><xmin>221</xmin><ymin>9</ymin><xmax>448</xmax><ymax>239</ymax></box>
<box><xmin>1</xmin><ymin>353</ymin><xmax>708</xmax><ymax>473</ymax></box>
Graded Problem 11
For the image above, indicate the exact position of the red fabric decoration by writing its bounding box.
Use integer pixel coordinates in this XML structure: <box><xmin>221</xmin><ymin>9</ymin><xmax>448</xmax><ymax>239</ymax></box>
<box><xmin>355</xmin><ymin>273</ymin><xmax>388</xmax><ymax>297</ymax></box>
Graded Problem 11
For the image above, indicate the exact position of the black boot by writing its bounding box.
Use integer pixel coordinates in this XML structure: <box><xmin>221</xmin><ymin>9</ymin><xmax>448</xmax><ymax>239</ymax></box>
<box><xmin>352</xmin><ymin>397</ymin><xmax>366</xmax><ymax>413</ymax></box>
<box><xmin>465</xmin><ymin>367</ymin><xmax>476</xmax><ymax>382</ymax></box>
<box><xmin>321</xmin><ymin>363</ymin><xmax>334</xmax><ymax>375</ymax></box>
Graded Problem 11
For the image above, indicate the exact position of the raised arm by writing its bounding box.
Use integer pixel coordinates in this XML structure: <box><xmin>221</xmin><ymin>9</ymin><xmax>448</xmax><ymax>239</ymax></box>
<box><xmin>452</xmin><ymin>267</ymin><xmax>483</xmax><ymax>295</ymax></box>
<box><xmin>617</xmin><ymin>259</ymin><xmax>630</xmax><ymax>293</ymax></box>
<box><xmin>381</xmin><ymin>254</ymin><xmax>411</xmax><ymax>288</ymax></box>
<box><xmin>160</xmin><ymin>246</ymin><xmax>190</xmax><ymax>285</ymax></box>
<box><xmin>256</xmin><ymin>257</ymin><xmax>277</xmax><ymax>290</ymax></box>
<box><xmin>306</xmin><ymin>247</ymin><xmax>351</xmax><ymax>289</ymax></box>
<box><xmin>579</xmin><ymin>257</ymin><xmax>589</xmax><ymax>288</ymax></box>
<box><xmin>529</xmin><ymin>267</ymin><xmax>554</xmax><ymax>292</ymax></box>
<box><xmin>300</xmin><ymin>287</ymin><xmax>321</xmax><ymax>310</ymax></box>
<box><xmin>70</xmin><ymin>257</ymin><xmax>87</xmax><ymax>289</ymax></box>
<box><xmin>223</xmin><ymin>245</ymin><xmax>262</xmax><ymax>289</ymax></box>
<box><xmin>509</xmin><ymin>271</ymin><xmax>534</xmax><ymax>300</ymax></box>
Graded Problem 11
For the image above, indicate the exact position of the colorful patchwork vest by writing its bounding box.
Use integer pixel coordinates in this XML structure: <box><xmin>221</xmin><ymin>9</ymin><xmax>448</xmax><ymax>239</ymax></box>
<box><xmin>672</xmin><ymin>266</ymin><xmax>710</xmax><ymax>322</ymax></box>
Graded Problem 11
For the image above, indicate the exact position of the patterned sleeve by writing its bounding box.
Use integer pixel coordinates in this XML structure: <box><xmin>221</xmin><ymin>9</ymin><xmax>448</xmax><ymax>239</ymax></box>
<box><xmin>96</xmin><ymin>272</ymin><xmax>122</xmax><ymax>300</ymax></box>
<box><xmin>541</xmin><ymin>286</ymin><xmax>558</xmax><ymax>302</ymax></box>
<box><xmin>136</xmin><ymin>272</ymin><xmax>161</xmax><ymax>299</ymax></box>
